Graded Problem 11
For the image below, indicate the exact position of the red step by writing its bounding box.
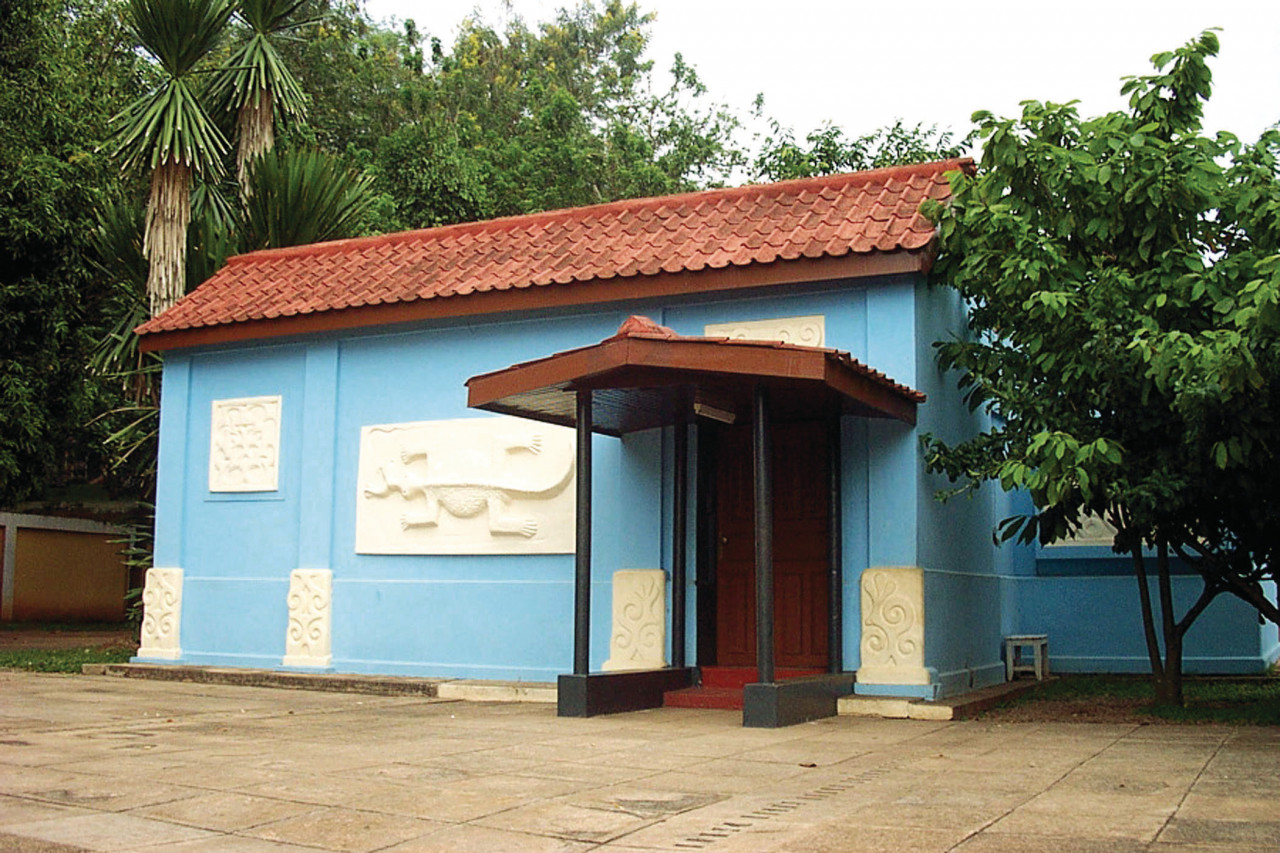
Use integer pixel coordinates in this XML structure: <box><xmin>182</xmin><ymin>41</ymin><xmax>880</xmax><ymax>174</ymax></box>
<box><xmin>700</xmin><ymin>666</ymin><xmax>825</xmax><ymax>688</ymax></box>
<box><xmin>663</xmin><ymin>685</ymin><xmax>744</xmax><ymax>710</ymax></box>
<box><xmin>662</xmin><ymin>666</ymin><xmax>827</xmax><ymax>710</ymax></box>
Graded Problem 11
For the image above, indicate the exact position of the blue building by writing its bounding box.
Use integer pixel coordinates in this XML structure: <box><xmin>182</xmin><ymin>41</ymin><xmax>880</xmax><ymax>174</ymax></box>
<box><xmin>133</xmin><ymin>160</ymin><xmax>1278</xmax><ymax>725</ymax></box>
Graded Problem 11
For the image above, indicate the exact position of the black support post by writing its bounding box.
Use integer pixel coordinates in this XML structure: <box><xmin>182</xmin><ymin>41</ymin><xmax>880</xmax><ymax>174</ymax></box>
<box><xmin>574</xmin><ymin>390</ymin><xmax>593</xmax><ymax>676</ymax></box>
<box><xmin>671</xmin><ymin>391</ymin><xmax>689</xmax><ymax>669</ymax></box>
<box><xmin>828</xmin><ymin>415</ymin><xmax>843</xmax><ymax>674</ymax></box>
<box><xmin>753</xmin><ymin>385</ymin><xmax>775</xmax><ymax>685</ymax></box>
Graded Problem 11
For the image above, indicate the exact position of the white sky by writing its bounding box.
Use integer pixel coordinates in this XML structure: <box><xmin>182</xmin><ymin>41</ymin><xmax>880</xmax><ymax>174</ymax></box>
<box><xmin>363</xmin><ymin>0</ymin><xmax>1280</xmax><ymax>150</ymax></box>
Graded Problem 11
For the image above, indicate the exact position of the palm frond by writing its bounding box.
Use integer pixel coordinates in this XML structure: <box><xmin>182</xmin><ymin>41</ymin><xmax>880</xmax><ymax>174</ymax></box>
<box><xmin>236</xmin><ymin>0</ymin><xmax>315</xmax><ymax>38</ymax></box>
<box><xmin>89</xmin><ymin>199</ymin><xmax>148</xmax><ymax>291</ymax></box>
<box><xmin>110</xmin><ymin>77</ymin><xmax>231</xmax><ymax>176</ymax></box>
<box><xmin>127</xmin><ymin>0</ymin><xmax>234</xmax><ymax>78</ymax></box>
<box><xmin>238</xmin><ymin>148</ymin><xmax>374</xmax><ymax>250</ymax></box>
<box><xmin>108</xmin><ymin>0</ymin><xmax>233</xmax><ymax>177</ymax></box>
<box><xmin>212</xmin><ymin>32</ymin><xmax>308</xmax><ymax>121</ymax></box>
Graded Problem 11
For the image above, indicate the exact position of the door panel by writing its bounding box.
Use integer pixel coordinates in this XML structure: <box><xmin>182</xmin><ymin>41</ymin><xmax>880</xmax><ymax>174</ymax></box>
<box><xmin>713</xmin><ymin>420</ymin><xmax>830</xmax><ymax>669</ymax></box>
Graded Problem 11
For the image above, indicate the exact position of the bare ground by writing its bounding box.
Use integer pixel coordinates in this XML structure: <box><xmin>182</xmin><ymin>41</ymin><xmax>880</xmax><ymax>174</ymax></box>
<box><xmin>0</xmin><ymin>625</ymin><xmax>135</xmax><ymax>652</ymax></box>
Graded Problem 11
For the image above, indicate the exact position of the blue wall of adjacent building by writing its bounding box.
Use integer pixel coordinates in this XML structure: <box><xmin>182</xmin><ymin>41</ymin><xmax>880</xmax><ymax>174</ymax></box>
<box><xmin>145</xmin><ymin>272</ymin><xmax>1280</xmax><ymax>687</ymax></box>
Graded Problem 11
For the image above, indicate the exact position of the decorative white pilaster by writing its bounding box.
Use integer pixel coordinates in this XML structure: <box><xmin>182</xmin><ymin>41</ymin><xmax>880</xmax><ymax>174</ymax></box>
<box><xmin>137</xmin><ymin>568</ymin><xmax>183</xmax><ymax>660</ymax></box>
<box><xmin>602</xmin><ymin>569</ymin><xmax>667</xmax><ymax>672</ymax></box>
<box><xmin>857</xmin><ymin>566</ymin><xmax>930</xmax><ymax>686</ymax></box>
<box><xmin>283</xmin><ymin>569</ymin><xmax>333</xmax><ymax>668</ymax></box>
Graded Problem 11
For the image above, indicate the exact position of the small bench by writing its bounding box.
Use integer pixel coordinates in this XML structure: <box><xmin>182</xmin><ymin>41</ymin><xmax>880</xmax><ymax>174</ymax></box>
<box><xmin>1004</xmin><ymin>634</ymin><xmax>1049</xmax><ymax>681</ymax></box>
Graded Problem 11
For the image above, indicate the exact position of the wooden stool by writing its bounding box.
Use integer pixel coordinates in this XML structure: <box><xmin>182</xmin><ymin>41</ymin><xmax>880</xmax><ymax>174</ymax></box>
<box><xmin>1005</xmin><ymin>634</ymin><xmax>1049</xmax><ymax>681</ymax></box>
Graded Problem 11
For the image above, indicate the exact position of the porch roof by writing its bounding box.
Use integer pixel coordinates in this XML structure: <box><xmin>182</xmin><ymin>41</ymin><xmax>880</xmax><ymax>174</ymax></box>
<box><xmin>465</xmin><ymin>316</ymin><xmax>925</xmax><ymax>435</ymax></box>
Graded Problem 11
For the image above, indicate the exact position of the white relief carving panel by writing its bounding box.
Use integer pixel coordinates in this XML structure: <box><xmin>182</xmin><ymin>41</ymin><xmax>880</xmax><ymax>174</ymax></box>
<box><xmin>356</xmin><ymin>417</ymin><xmax>576</xmax><ymax>554</ymax></box>
<box><xmin>209</xmin><ymin>396</ymin><xmax>282</xmax><ymax>492</ymax></box>
<box><xmin>858</xmin><ymin>566</ymin><xmax>931</xmax><ymax>686</ymax></box>
<box><xmin>704</xmin><ymin>315</ymin><xmax>825</xmax><ymax>348</ymax></box>
<box><xmin>283</xmin><ymin>569</ymin><xmax>332</xmax><ymax>668</ymax></box>
<box><xmin>137</xmin><ymin>567</ymin><xmax>183</xmax><ymax>660</ymax></box>
<box><xmin>602</xmin><ymin>569</ymin><xmax>668</xmax><ymax>672</ymax></box>
<box><xmin>1046</xmin><ymin>512</ymin><xmax>1118</xmax><ymax>548</ymax></box>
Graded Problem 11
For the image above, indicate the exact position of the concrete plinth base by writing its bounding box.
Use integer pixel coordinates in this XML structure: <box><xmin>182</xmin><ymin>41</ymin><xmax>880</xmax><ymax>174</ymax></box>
<box><xmin>742</xmin><ymin>673</ymin><xmax>856</xmax><ymax>728</ymax></box>
<box><xmin>557</xmin><ymin>668</ymin><xmax>696</xmax><ymax>717</ymax></box>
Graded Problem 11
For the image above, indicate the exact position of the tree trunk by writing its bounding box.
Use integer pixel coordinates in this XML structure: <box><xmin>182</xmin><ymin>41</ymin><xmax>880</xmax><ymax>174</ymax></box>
<box><xmin>1153</xmin><ymin>540</ymin><xmax>1184</xmax><ymax>706</ymax></box>
<box><xmin>1133</xmin><ymin>538</ymin><xmax>1217</xmax><ymax>708</ymax></box>
<box><xmin>1155</xmin><ymin>628</ymin><xmax>1184</xmax><ymax>705</ymax></box>
<box><xmin>237</xmin><ymin>88</ymin><xmax>275</xmax><ymax>198</ymax></box>
<box><xmin>143</xmin><ymin>159</ymin><xmax>192</xmax><ymax>318</ymax></box>
<box><xmin>1131</xmin><ymin>546</ymin><xmax>1165</xmax><ymax>680</ymax></box>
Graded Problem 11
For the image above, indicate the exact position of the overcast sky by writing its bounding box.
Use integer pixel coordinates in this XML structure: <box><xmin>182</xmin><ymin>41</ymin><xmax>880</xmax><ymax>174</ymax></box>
<box><xmin>362</xmin><ymin>0</ymin><xmax>1280</xmax><ymax>150</ymax></box>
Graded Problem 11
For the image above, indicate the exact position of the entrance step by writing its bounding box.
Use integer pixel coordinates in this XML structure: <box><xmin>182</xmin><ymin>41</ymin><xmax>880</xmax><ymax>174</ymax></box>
<box><xmin>662</xmin><ymin>666</ymin><xmax>828</xmax><ymax>710</ymax></box>
<box><xmin>701</xmin><ymin>666</ymin><xmax>825</xmax><ymax>688</ymax></box>
<box><xmin>663</xmin><ymin>685</ymin><xmax>744</xmax><ymax>710</ymax></box>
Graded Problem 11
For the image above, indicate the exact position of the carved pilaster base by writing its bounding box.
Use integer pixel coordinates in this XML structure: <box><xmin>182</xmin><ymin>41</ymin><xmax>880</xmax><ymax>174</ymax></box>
<box><xmin>858</xmin><ymin>566</ymin><xmax>930</xmax><ymax>686</ymax></box>
<box><xmin>137</xmin><ymin>568</ymin><xmax>183</xmax><ymax>660</ymax></box>
<box><xmin>602</xmin><ymin>569</ymin><xmax>667</xmax><ymax>672</ymax></box>
<box><xmin>283</xmin><ymin>569</ymin><xmax>333</xmax><ymax>668</ymax></box>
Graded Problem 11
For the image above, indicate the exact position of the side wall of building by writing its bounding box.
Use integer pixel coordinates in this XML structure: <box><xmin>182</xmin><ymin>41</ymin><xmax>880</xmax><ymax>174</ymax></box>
<box><xmin>911</xmin><ymin>280</ymin><xmax>1008</xmax><ymax>697</ymax></box>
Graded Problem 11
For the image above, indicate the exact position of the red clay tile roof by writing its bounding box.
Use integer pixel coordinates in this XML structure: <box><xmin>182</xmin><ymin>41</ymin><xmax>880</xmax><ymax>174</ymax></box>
<box><xmin>136</xmin><ymin>158</ymin><xmax>972</xmax><ymax>348</ymax></box>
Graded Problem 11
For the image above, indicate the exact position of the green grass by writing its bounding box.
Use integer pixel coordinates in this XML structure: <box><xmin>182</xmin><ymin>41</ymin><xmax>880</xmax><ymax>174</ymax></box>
<box><xmin>1001</xmin><ymin>674</ymin><xmax>1280</xmax><ymax>725</ymax></box>
<box><xmin>1151</xmin><ymin>679</ymin><xmax>1280</xmax><ymax>725</ymax></box>
<box><xmin>0</xmin><ymin>646</ymin><xmax>134</xmax><ymax>673</ymax></box>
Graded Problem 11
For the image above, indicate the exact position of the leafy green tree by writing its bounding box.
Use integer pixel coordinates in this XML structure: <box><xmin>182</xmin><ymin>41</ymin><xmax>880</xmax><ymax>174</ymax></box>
<box><xmin>922</xmin><ymin>31</ymin><xmax>1280</xmax><ymax>705</ymax></box>
<box><xmin>108</xmin><ymin>0</ymin><xmax>234</xmax><ymax>317</ymax></box>
<box><xmin>278</xmin><ymin>0</ymin><xmax>423</xmax><ymax>156</ymax></box>
<box><xmin>353</xmin><ymin>2</ymin><xmax>742</xmax><ymax>227</ymax></box>
<box><xmin>754</xmin><ymin>118</ymin><xmax>968</xmax><ymax>182</ymax></box>
<box><xmin>372</xmin><ymin>117</ymin><xmax>488</xmax><ymax>230</ymax></box>
<box><xmin>0</xmin><ymin>0</ymin><xmax>146</xmax><ymax>506</ymax></box>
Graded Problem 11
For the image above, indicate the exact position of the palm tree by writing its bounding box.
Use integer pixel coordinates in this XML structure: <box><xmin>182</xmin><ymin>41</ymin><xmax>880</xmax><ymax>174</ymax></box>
<box><xmin>238</xmin><ymin>148</ymin><xmax>375</xmax><ymax>249</ymax></box>
<box><xmin>211</xmin><ymin>0</ymin><xmax>313</xmax><ymax>194</ymax></box>
<box><xmin>109</xmin><ymin>0</ymin><xmax>234</xmax><ymax>317</ymax></box>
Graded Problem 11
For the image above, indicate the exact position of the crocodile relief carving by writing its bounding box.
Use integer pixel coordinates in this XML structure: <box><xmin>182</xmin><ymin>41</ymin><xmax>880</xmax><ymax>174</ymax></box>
<box><xmin>355</xmin><ymin>417</ymin><xmax>576</xmax><ymax>554</ymax></box>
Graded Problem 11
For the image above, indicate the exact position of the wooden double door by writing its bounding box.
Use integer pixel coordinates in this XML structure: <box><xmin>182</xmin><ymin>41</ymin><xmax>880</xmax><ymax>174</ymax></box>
<box><xmin>709</xmin><ymin>419</ymin><xmax>831</xmax><ymax>669</ymax></box>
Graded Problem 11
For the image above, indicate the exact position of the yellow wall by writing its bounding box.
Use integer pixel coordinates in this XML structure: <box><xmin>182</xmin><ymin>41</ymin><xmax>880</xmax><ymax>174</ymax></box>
<box><xmin>11</xmin><ymin>529</ymin><xmax>128</xmax><ymax>621</ymax></box>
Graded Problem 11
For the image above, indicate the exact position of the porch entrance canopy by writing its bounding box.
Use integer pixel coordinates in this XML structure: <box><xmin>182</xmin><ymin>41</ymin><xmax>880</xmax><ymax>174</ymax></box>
<box><xmin>465</xmin><ymin>316</ymin><xmax>924</xmax><ymax>432</ymax></box>
<box><xmin>464</xmin><ymin>316</ymin><xmax>924</xmax><ymax>726</ymax></box>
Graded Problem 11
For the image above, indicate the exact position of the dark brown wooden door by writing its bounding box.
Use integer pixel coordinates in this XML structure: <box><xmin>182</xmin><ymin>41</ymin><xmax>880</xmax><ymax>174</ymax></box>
<box><xmin>714</xmin><ymin>420</ymin><xmax>830</xmax><ymax>668</ymax></box>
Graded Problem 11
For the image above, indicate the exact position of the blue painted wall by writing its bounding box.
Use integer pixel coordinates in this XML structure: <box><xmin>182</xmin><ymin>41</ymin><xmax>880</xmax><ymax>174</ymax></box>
<box><xmin>910</xmin><ymin>278</ymin><xmax>1008</xmax><ymax>695</ymax></box>
<box><xmin>145</xmin><ymin>271</ymin><xmax>1278</xmax><ymax>686</ymax></box>
<box><xmin>148</xmin><ymin>280</ymin><xmax>900</xmax><ymax>679</ymax></box>
<box><xmin>1015</xmin><ymin>575</ymin><xmax>1278</xmax><ymax>674</ymax></box>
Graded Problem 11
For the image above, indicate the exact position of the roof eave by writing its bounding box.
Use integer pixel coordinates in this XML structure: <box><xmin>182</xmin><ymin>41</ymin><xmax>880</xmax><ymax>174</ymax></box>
<box><xmin>137</xmin><ymin>247</ymin><xmax>933</xmax><ymax>353</ymax></box>
<box><xmin>467</xmin><ymin>330</ymin><xmax>924</xmax><ymax>431</ymax></box>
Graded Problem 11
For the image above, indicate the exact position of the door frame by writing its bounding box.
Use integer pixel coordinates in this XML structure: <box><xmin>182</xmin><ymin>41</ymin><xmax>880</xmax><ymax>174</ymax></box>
<box><xmin>694</xmin><ymin>416</ymin><xmax>843</xmax><ymax>672</ymax></box>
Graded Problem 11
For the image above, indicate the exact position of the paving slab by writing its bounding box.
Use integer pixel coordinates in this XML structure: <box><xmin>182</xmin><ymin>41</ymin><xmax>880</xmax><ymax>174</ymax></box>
<box><xmin>1</xmin><ymin>671</ymin><xmax>1278</xmax><ymax>852</ymax></box>
<box><xmin>4</xmin><ymin>812</ymin><xmax>213</xmax><ymax>851</ymax></box>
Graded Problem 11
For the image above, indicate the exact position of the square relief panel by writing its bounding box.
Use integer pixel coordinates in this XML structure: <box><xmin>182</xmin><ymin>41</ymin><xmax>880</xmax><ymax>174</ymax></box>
<box><xmin>356</xmin><ymin>416</ymin><xmax>576</xmax><ymax>554</ymax></box>
<box><xmin>209</xmin><ymin>396</ymin><xmax>282</xmax><ymax>492</ymax></box>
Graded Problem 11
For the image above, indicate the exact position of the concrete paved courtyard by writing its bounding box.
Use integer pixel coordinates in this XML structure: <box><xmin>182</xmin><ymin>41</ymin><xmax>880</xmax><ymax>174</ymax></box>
<box><xmin>1</xmin><ymin>671</ymin><xmax>1278</xmax><ymax>852</ymax></box>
